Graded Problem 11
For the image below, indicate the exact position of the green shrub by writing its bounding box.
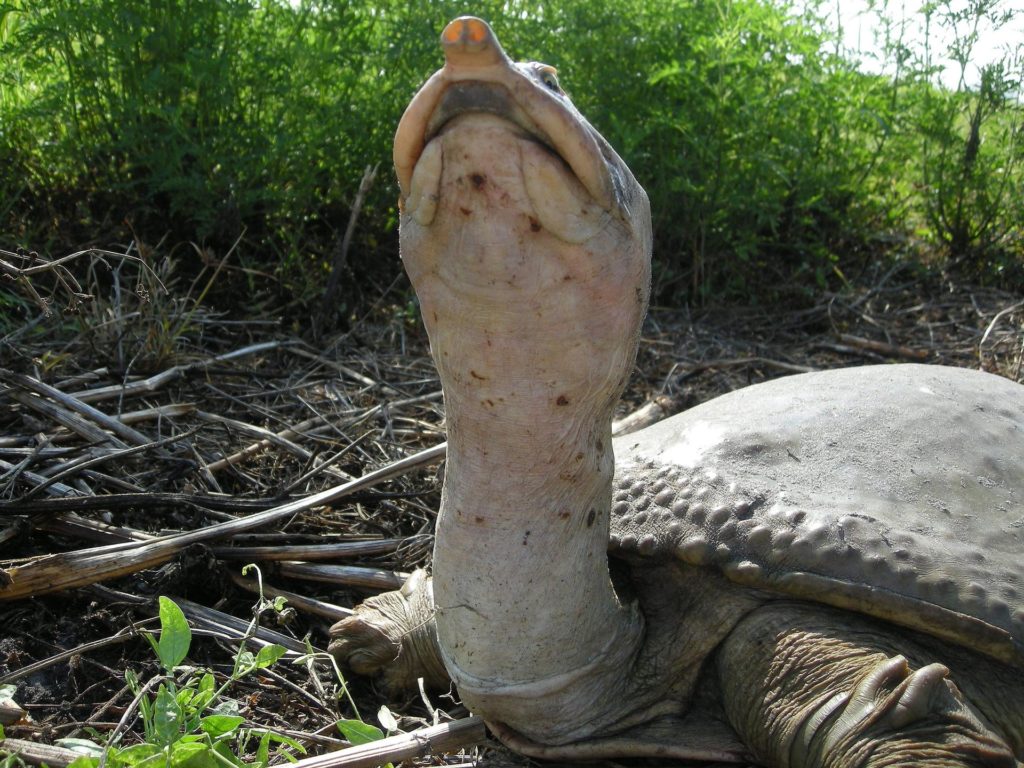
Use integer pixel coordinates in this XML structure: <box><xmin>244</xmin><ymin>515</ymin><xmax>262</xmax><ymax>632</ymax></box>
<box><xmin>915</xmin><ymin>3</ymin><xmax>1023</xmax><ymax>281</ymax></box>
<box><xmin>1</xmin><ymin>0</ymin><xmax>1021</xmax><ymax>313</ymax></box>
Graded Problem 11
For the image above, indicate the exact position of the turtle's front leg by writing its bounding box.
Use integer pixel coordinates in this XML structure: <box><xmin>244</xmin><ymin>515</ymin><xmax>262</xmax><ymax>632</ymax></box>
<box><xmin>329</xmin><ymin>570</ymin><xmax>450</xmax><ymax>694</ymax></box>
<box><xmin>717</xmin><ymin>603</ymin><xmax>1019</xmax><ymax>767</ymax></box>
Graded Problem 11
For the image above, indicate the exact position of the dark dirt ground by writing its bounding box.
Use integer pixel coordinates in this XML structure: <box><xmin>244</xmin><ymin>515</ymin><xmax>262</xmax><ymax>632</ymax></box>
<box><xmin>0</xmin><ymin>253</ymin><xmax>1021</xmax><ymax>768</ymax></box>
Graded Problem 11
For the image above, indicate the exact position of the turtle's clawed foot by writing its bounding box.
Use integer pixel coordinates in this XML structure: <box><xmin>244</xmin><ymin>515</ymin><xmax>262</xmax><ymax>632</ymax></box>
<box><xmin>719</xmin><ymin>605</ymin><xmax>1020</xmax><ymax>768</ymax></box>
<box><xmin>329</xmin><ymin>570</ymin><xmax>449</xmax><ymax>694</ymax></box>
<box><xmin>802</xmin><ymin>655</ymin><xmax>1017</xmax><ymax>767</ymax></box>
<box><xmin>813</xmin><ymin>656</ymin><xmax>950</xmax><ymax>751</ymax></box>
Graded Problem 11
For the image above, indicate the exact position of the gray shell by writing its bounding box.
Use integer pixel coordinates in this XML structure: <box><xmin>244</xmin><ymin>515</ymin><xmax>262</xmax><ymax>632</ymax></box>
<box><xmin>611</xmin><ymin>364</ymin><xmax>1024</xmax><ymax>667</ymax></box>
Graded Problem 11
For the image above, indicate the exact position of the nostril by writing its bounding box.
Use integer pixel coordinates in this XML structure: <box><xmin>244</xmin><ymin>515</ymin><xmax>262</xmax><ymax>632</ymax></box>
<box><xmin>440</xmin><ymin>16</ymin><xmax>505</xmax><ymax>66</ymax></box>
<box><xmin>442</xmin><ymin>16</ymin><xmax>488</xmax><ymax>47</ymax></box>
<box><xmin>464</xmin><ymin>18</ymin><xmax>488</xmax><ymax>43</ymax></box>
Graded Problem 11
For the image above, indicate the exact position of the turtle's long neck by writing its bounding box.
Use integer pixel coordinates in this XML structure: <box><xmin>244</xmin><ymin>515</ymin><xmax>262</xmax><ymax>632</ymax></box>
<box><xmin>430</xmin><ymin>349</ymin><xmax>645</xmax><ymax>741</ymax></box>
<box><xmin>398</xmin><ymin>32</ymin><xmax>652</xmax><ymax>734</ymax></box>
<box><xmin>434</xmin><ymin>401</ymin><xmax>632</xmax><ymax>677</ymax></box>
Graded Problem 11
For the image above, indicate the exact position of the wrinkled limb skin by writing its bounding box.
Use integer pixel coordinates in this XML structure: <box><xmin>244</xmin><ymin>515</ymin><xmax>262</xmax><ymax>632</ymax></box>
<box><xmin>718</xmin><ymin>603</ymin><xmax>1024</xmax><ymax>767</ymax></box>
<box><xmin>330</xmin><ymin>577</ymin><xmax>1024</xmax><ymax>767</ymax></box>
<box><xmin>329</xmin><ymin>567</ymin><xmax>753</xmax><ymax>763</ymax></box>
<box><xmin>328</xmin><ymin>571</ymin><xmax>449</xmax><ymax>694</ymax></box>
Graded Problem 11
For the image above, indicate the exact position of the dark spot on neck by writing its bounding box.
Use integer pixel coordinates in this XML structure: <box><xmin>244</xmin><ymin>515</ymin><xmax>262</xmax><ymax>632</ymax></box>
<box><xmin>470</xmin><ymin>369</ymin><xmax>487</xmax><ymax>380</ymax></box>
<box><xmin>460</xmin><ymin>207</ymin><xmax>473</xmax><ymax>216</ymax></box>
<box><xmin>470</xmin><ymin>173</ymin><xmax>486</xmax><ymax>190</ymax></box>
<box><xmin>556</xmin><ymin>394</ymin><xmax>570</xmax><ymax>406</ymax></box>
<box><xmin>586</xmin><ymin>508</ymin><xmax>596</xmax><ymax>527</ymax></box>
<box><xmin>528</xmin><ymin>216</ymin><xmax>541</xmax><ymax>232</ymax></box>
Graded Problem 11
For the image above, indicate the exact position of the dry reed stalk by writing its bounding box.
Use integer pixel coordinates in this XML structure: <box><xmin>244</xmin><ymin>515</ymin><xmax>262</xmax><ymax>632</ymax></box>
<box><xmin>212</xmin><ymin>539</ymin><xmax>403</xmax><ymax>562</ymax></box>
<box><xmin>229</xmin><ymin>572</ymin><xmax>352</xmax><ymax>621</ymax></box>
<box><xmin>288</xmin><ymin>716</ymin><xmax>487</xmax><ymax>768</ymax></box>
<box><xmin>0</xmin><ymin>737</ymin><xmax>83</xmax><ymax>767</ymax></box>
<box><xmin>272</xmin><ymin>562</ymin><xmax>407</xmax><ymax>591</ymax></box>
<box><xmin>0</xmin><ymin>444</ymin><xmax>444</xmax><ymax>601</ymax></box>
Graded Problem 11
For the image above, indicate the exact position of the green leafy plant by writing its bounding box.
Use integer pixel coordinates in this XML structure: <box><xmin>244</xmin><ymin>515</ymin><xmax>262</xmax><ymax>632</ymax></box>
<box><xmin>335</xmin><ymin>717</ymin><xmax>387</xmax><ymax>747</ymax></box>
<box><xmin>62</xmin><ymin>592</ymin><xmax>301</xmax><ymax>768</ymax></box>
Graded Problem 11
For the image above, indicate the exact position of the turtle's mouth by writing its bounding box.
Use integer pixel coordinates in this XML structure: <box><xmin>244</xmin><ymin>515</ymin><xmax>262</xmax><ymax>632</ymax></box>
<box><xmin>394</xmin><ymin>76</ymin><xmax>616</xmax><ymax>216</ymax></box>
<box><xmin>424</xmin><ymin>81</ymin><xmax>547</xmax><ymax>148</ymax></box>
<box><xmin>400</xmin><ymin>83</ymin><xmax>616</xmax><ymax>245</ymax></box>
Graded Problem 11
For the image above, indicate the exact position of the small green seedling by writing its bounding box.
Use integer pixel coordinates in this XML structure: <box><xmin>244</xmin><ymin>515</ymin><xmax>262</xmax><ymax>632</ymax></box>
<box><xmin>334</xmin><ymin>706</ymin><xmax>399</xmax><ymax>768</ymax></box>
<box><xmin>61</xmin><ymin>594</ymin><xmax>301</xmax><ymax>768</ymax></box>
<box><xmin>7</xmin><ymin>568</ymin><xmax>385</xmax><ymax>768</ymax></box>
<box><xmin>0</xmin><ymin>724</ymin><xmax>20</xmax><ymax>768</ymax></box>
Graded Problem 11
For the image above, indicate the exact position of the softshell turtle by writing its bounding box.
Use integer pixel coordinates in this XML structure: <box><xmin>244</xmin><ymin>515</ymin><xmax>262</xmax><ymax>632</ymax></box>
<box><xmin>329</xmin><ymin>16</ymin><xmax>1024</xmax><ymax>767</ymax></box>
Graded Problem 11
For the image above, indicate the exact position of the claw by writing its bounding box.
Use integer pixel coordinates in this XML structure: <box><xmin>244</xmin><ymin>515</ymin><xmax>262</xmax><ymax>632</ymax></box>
<box><xmin>328</xmin><ymin>571</ymin><xmax>450</xmax><ymax>693</ymax></box>
<box><xmin>798</xmin><ymin>654</ymin><xmax>1015</xmax><ymax>767</ymax></box>
<box><xmin>889</xmin><ymin>663</ymin><xmax>953</xmax><ymax>729</ymax></box>
<box><xmin>819</xmin><ymin>655</ymin><xmax>911</xmax><ymax>754</ymax></box>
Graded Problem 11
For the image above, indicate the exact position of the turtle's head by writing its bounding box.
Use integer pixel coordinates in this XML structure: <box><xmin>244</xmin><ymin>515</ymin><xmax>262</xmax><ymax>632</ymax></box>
<box><xmin>394</xmin><ymin>17</ymin><xmax>647</xmax><ymax>232</ymax></box>
<box><xmin>395</xmin><ymin>17</ymin><xmax>651</xmax><ymax>442</ymax></box>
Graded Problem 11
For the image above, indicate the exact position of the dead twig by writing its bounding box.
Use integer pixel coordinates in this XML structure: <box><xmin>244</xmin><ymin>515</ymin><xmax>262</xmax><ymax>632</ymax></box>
<box><xmin>0</xmin><ymin>246</ymin><xmax>165</xmax><ymax>319</ymax></box>
<box><xmin>0</xmin><ymin>405</ymin><xmax>196</xmax><ymax>449</ymax></box>
<box><xmin>172</xmin><ymin>596</ymin><xmax>315</xmax><ymax>657</ymax></box>
<box><xmin>212</xmin><ymin>539</ymin><xmax>403</xmax><ymax>562</ymax></box>
<box><xmin>3</xmin><ymin>388</ymin><xmax>129</xmax><ymax>448</ymax></box>
<box><xmin>0</xmin><ymin>701</ymin><xmax>26</xmax><ymax>726</ymax></box>
<box><xmin>836</xmin><ymin>334</ymin><xmax>930</xmax><ymax>361</ymax></box>
<box><xmin>17</xmin><ymin>427</ymin><xmax>199</xmax><ymax>502</ymax></box>
<box><xmin>978</xmin><ymin>298</ymin><xmax>1024</xmax><ymax>369</ymax></box>
<box><xmin>0</xmin><ymin>737</ymin><xmax>83</xmax><ymax>767</ymax></box>
<box><xmin>229</xmin><ymin>572</ymin><xmax>352</xmax><ymax>621</ymax></box>
<box><xmin>272</xmin><ymin>562</ymin><xmax>408</xmax><ymax>591</ymax></box>
<box><xmin>33</xmin><ymin>512</ymin><xmax>156</xmax><ymax>545</ymax></box>
<box><xmin>0</xmin><ymin>458</ymin><xmax>83</xmax><ymax>498</ymax></box>
<box><xmin>811</xmin><ymin>342</ymin><xmax>887</xmax><ymax>362</ymax></box>
<box><xmin>198</xmin><ymin>410</ymin><xmax>320</xmax><ymax>463</ymax></box>
<box><xmin>612</xmin><ymin>395</ymin><xmax>681</xmax><ymax>436</ymax></box>
<box><xmin>0</xmin><ymin>627</ymin><xmax>141</xmax><ymax>685</ymax></box>
<box><xmin>0</xmin><ymin>443</ymin><xmax>445</xmax><ymax>600</ymax></box>
<box><xmin>288</xmin><ymin>716</ymin><xmax>487</xmax><ymax>768</ymax></box>
<box><xmin>0</xmin><ymin>491</ymin><xmax>277</xmax><ymax>515</ymax></box>
<box><xmin>290</xmin><ymin>347</ymin><xmax>398</xmax><ymax>394</ymax></box>
<box><xmin>68</xmin><ymin>341</ymin><xmax>292</xmax><ymax>405</ymax></box>
<box><xmin>203</xmin><ymin>414</ymin><xmax>336</xmax><ymax>475</ymax></box>
<box><xmin>317</xmin><ymin>164</ymin><xmax>380</xmax><ymax>332</ymax></box>
<box><xmin>674</xmin><ymin>357</ymin><xmax>815</xmax><ymax>384</ymax></box>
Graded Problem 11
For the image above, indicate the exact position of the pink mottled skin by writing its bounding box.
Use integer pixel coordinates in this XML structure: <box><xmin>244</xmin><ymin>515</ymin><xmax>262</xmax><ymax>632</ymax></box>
<box><xmin>396</xmin><ymin>18</ymin><xmax>652</xmax><ymax>741</ymax></box>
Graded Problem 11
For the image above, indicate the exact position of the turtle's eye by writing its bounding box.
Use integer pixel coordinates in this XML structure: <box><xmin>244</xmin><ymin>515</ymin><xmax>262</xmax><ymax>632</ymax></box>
<box><xmin>538</xmin><ymin>66</ymin><xmax>560</xmax><ymax>92</ymax></box>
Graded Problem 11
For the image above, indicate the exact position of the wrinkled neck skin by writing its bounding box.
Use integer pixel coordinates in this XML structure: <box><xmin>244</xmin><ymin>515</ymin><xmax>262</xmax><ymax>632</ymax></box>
<box><xmin>402</xmin><ymin>113</ymin><xmax>651</xmax><ymax>744</ymax></box>
<box><xmin>436</xmin><ymin>380</ymin><xmax>644</xmax><ymax>741</ymax></box>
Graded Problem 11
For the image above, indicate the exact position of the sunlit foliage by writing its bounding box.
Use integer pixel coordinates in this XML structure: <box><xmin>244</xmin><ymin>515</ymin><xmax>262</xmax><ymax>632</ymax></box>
<box><xmin>0</xmin><ymin>0</ymin><xmax>1020</xmax><ymax>313</ymax></box>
